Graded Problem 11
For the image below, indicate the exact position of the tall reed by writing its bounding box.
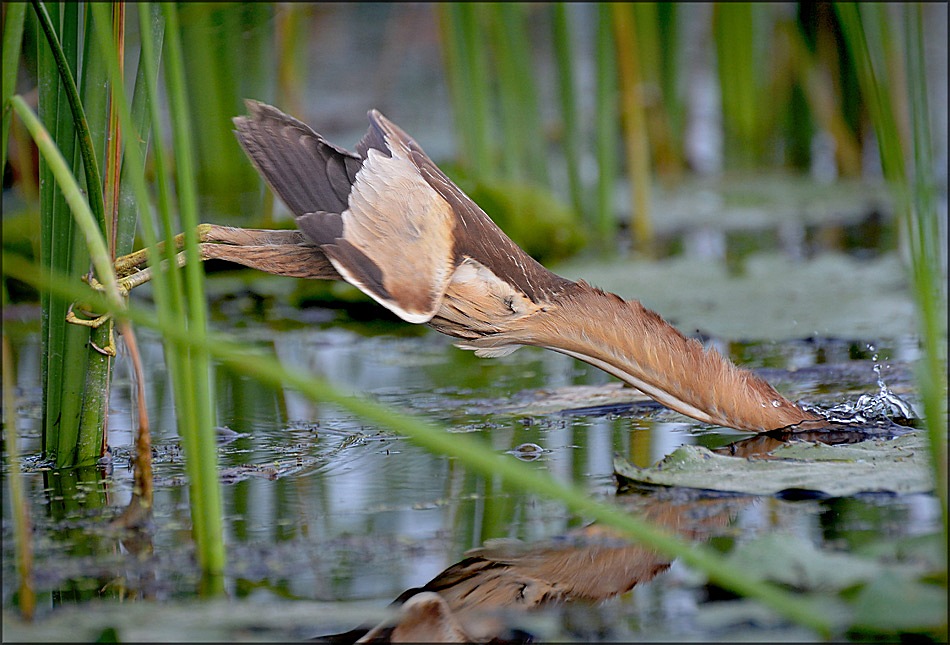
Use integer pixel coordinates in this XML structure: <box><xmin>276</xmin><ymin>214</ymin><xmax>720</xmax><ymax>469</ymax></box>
<box><xmin>1</xmin><ymin>333</ymin><xmax>35</xmax><ymax>621</ymax></box>
<box><xmin>836</xmin><ymin>2</ymin><xmax>947</xmax><ymax>540</ymax></box>
<box><xmin>612</xmin><ymin>3</ymin><xmax>654</xmax><ymax>252</ymax></box>
<box><xmin>176</xmin><ymin>3</ymin><xmax>273</xmax><ymax>220</ymax></box>
<box><xmin>902</xmin><ymin>3</ymin><xmax>946</xmax><ymax>543</ymax></box>
<box><xmin>2</xmin><ymin>5</ymin><xmax>33</xmax><ymax>621</ymax></box>
<box><xmin>594</xmin><ymin>5</ymin><xmax>619</xmax><ymax>245</ymax></box>
<box><xmin>8</xmin><ymin>1</ymin><xmax>228</xmax><ymax>584</ymax></box>
<box><xmin>33</xmin><ymin>1</ymin><xmax>110</xmax><ymax>467</ymax></box>
<box><xmin>2</xmin><ymin>2</ymin><xmax>27</xmax><ymax>169</ymax></box>
<box><xmin>551</xmin><ymin>3</ymin><xmax>585</xmax><ymax>221</ymax></box>
<box><xmin>89</xmin><ymin>1</ymin><xmax>226</xmax><ymax>583</ymax></box>
<box><xmin>437</xmin><ymin>4</ymin><xmax>493</xmax><ymax>178</ymax></box>
<box><xmin>158</xmin><ymin>2</ymin><xmax>225</xmax><ymax>583</ymax></box>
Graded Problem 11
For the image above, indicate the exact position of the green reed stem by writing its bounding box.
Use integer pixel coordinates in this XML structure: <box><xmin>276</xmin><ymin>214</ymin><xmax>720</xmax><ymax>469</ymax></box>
<box><xmin>34</xmin><ymin>2</ymin><xmax>91</xmax><ymax>466</ymax></box>
<box><xmin>714</xmin><ymin>2</ymin><xmax>759</xmax><ymax>167</ymax></box>
<box><xmin>837</xmin><ymin>2</ymin><xmax>947</xmax><ymax>541</ymax></box>
<box><xmin>594</xmin><ymin>4</ymin><xmax>618</xmax><ymax>246</ymax></box>
<box><xmin>117</xmin><ymin>3</ymin><xmax>164</xmax><ymax>258</ymax></box>
<box><xmin>85</xmin><ymin>0</ymin><xmax>168</xmax><ymax>527</ymax></box>
<box><xmin>637</xmin><ymin>2</ymin><xmax>683</xmax><ymax>177</ymax></box>
<box><xmin>2</xmin><ymin>2</ymin><xmax>27</xmax><ymax>169</ymax></box>
<box><xmin>12</xmin><ymin>86</ymin><xmax>122</xmax><ymax>466</ymax></box>
<box><xmin>175</xmin><ymin>3</ymin><xmax>271</xmax><ymax>220</ymax></box>
<box><xmin>492</xmin><ymin>3</ymin><xmax>548</xmax><ymax>185</ymax></box>
<box><xmin>902</xmin><ymin>3</ymin><xmax>947</xmax><ymax>540</ymax></box>
<box><xmin>160</xmin><ymin>1</ymin><xmax>225</xmax><ymax>584</ymax></box>
<box><xmin>486</xmin><ymin>4</ymin><xmax>524</xmax><ymax>182</ymax></box>
<box><xmin>441</xmin><ymin>3</ymin><xmax>492</xmax><ymax>178</ymax></box>
<box><xmin>613</xmin><ymin>3</ymin><xmax>654</xmax><ymax>253</ymax></box>
<box><xmin>89</xmin><ymin>0</ymin><xmax>225</xmax><ymax>584</ymax></box>
<box><xmin>436</xmin><ymin>5</ymin><xmax>470</xmax><ymax>169</ymax></box>
<box><xmin>10</xmin><ymin>97</ymin><xmax>120</xmax><ymax>305</ymax></box>
<box><xmin>551</xmin><ymin>3</ymin><xmax>584</xmax><ymax>220</ymax></box>
<box><xmin>76</xmin><ymin>2</ymin><xmax>119</xmax><ymax>463</ymax></box>
<box><xmin>835</xmin><ymin>5</ymin><xmax>905</xmax><ymax>184</ymax></box>
<box><xmin>1</xmin><ymin>330</ymin><xmax>36</xmax><ymax>622</ymax></box>
<box><xmin>32</xmin><ymin>1</ymin><xmax>106</xmax><ymax>235</ymax></box>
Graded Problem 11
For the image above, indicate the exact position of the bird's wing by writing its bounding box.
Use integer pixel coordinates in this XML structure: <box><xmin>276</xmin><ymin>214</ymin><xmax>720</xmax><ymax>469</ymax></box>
<box><xmin>232</xmin><ymin>100</ymin><xmax>360</xmax><ymax>219</ymax></box>
<box><xmin>234</xmin><ymin>103</ymin><xmax>456</xmax><ymax>323</ymax></box>
<box><xmin>323</xmin><ymin>110</ymin><xmax>456</xmax><ymax>323</ymax></box>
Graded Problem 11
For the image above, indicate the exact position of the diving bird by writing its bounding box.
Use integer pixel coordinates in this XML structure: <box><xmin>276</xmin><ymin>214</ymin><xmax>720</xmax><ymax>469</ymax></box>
<box><xmin>114</xmin><ymin>101</ymin><xmax>822</xmax><ymax>432</ymax></box>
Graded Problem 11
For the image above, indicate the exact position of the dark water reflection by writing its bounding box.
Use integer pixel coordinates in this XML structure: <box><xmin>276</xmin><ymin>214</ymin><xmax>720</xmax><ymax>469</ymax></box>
<box><xmin>2</xmin><ymin>303</ymin><xmax>941</xmax><ymax>640</ymax></box>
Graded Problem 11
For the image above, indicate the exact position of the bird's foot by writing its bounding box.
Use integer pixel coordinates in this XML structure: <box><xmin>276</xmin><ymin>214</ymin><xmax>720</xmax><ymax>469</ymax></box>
<box><xmin>65</xmin><ymin>275</ymin><xmax>127</xmax><ymax>356</ymax></box>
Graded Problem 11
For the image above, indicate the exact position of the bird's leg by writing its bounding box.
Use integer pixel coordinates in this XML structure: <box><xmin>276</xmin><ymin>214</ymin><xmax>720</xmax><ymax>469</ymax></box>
<box><xmin>110</xmin><ymin>223</ymin><xmax>339</xmax><ymax>293</ymax></box>
<box><xmin>65</xmin><ymin>224</ymin><xmax>232</xmax><ymax>332</ymax></box>
<box><xmin>66</xmin><ymin>224</ymin><xmax>338</xmax><ymax>343</ymax></box>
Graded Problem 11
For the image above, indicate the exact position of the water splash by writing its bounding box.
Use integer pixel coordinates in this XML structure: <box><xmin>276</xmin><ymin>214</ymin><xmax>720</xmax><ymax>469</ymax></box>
<box><xmin>803</xmin><ymin>346</ymin><xmax>919</xmax><ymax>428</ymax></box>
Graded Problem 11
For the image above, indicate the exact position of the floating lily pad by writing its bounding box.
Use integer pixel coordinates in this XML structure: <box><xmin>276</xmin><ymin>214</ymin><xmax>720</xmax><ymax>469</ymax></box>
<box><xmin>849</xmin><ymin>571</ymin><xmax>949</xmax><ymax>635</ymax></box>
<box><xmin>554</xmin><ymin>251</ymin><xmax>915</xmax><ymax>341</ymax></box>
<box><xmin>712</xmin><ymin>533</ymin><xmax>947</xmax><ymax>638</ymax></box>
<box><xmin>724</xmin><ymin>533</ymin><xmax>923</xmax><ymax>591</ymax></box>
<box><xmin>701</xmin><ymin>533</ymin><xmax>946</xmax><ymax>638</ymax></box>
<box><xmin>614</xmin><ymin>433</ymin><xmax>933</xmax><ymax>496</ymax></box>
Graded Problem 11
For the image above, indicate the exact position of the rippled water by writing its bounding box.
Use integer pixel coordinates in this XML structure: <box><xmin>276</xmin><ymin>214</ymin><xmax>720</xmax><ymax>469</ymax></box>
<box><xmin>2</xmin><ymin>274</ymin><xmax>942</xmax><ymax>640</ymax></box>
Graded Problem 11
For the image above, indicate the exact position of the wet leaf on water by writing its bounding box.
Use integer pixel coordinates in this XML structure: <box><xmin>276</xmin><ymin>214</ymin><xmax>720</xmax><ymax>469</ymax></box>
<box><xmin>695</xmin><ymin>595</ymin><xmax>848</xmax><ymax>639</ymax></box>
<box><xmin>554</xmin><ymin>251</ymin><xmax>914</xmax><ymax>341</ymax></box>
<box><xmin>614</xmin><ymin>433</ymin><xmax>933</xmax><ymax>496</ymax></box>
<box><xmin>849</xmin><ymin>571</ymin><xmax>948</xmax><ymax>635</ymax></box>
<box><xmin>723</xmin><ymin>533</ymin><xmax>918</xmax><ymax>592</ymax></box>
<box><xmin>852</xmin><ymin>532</ymin><xmax>948</xmax><ymax>573</ymax></box>
<box><xmin>703</xmin><ymin>533</ymin><xmax>946</xmax><ymax>638</ymax></box>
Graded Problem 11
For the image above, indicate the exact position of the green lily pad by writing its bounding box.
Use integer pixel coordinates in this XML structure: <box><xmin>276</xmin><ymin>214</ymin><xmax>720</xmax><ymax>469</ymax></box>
<box><xmin>696</xmin><ymin>533</ymin><xmax>947</xmax><ymax>639</ymax></box>
<box><xmin>614</xmin><ymin>433</ymin><xmax>933</xmax><ymax>496</ymax></box>
<box><xmin>849</xmin><ymin>571</ymin><xmax>949</xmax><ymax>635</ymax></box>
<box><xmin>724</xmin><ymin>533</ymin><xmax>922</xmax><ymax>592</ymax></box>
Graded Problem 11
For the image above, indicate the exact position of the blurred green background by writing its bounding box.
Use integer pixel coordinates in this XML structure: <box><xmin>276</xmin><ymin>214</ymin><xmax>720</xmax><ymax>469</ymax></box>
<box><xmin>5</xmin><ymin>2</ymin><xmax>946</xmax><ymax>269</ymax></box>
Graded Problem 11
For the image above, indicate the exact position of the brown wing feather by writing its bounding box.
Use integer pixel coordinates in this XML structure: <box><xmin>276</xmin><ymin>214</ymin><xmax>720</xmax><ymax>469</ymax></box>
<box><xmin>331</xmin><ymin>111</ymin><xmax>457</xmax><ymax>323</ymax></box>
<box><xmin>232</xmin><ymin>100</ymin><xmax>357</xmax><ymax>221</ymax></box>
<box><xmin>234</xmin><ymin>103</ymin><xmax>458</xmax><ymax>323</ymax></box>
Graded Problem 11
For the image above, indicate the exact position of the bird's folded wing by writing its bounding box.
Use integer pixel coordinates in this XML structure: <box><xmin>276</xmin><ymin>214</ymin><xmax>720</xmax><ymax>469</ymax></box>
<box><xmin>235</xmin><ymin>103</ymin><xmax>456</xmax><ymax>324</ymax></box>
<box><xmin>324</xmin><ymin>110</ymin><xmax>457</xmax><ymax>323</ymax></box>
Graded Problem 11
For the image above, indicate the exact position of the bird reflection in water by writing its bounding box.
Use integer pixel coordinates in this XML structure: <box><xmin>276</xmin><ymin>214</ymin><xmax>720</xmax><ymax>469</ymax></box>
<box><xmin>314</xmin><ymin>413</ymin><xmax>915</xmax><ymax>643</ymax></box>
<box><xmin>317</xmin><ymin>486</ymin><xmax>746</xmax><ymax>643</ymax></box>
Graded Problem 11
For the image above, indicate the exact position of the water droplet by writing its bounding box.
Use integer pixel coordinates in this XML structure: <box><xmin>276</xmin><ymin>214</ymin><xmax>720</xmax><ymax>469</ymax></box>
<box><xmin>771</xmin><ymin>400</ymin><xmax>783</xmax><ymax>408</ymax></box>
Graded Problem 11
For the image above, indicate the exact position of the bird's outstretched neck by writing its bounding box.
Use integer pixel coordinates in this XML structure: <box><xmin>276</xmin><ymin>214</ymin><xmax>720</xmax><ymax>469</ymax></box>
<box><xmin>454</xmin><ymin>280</ymin><xmax>820</xmax><ymax>433</ymax></box>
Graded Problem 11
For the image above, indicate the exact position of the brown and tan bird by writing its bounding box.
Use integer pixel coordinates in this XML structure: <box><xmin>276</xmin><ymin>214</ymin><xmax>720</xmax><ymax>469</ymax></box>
<box><xmin>232</xmin><ymin>101</ymin><xmax>822</xmax><ymax>433</ymax></box>
<box><xmin>116</xmin><ymin>101</ymin><xmax>822</xmax><ymax>433</ymax></box>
